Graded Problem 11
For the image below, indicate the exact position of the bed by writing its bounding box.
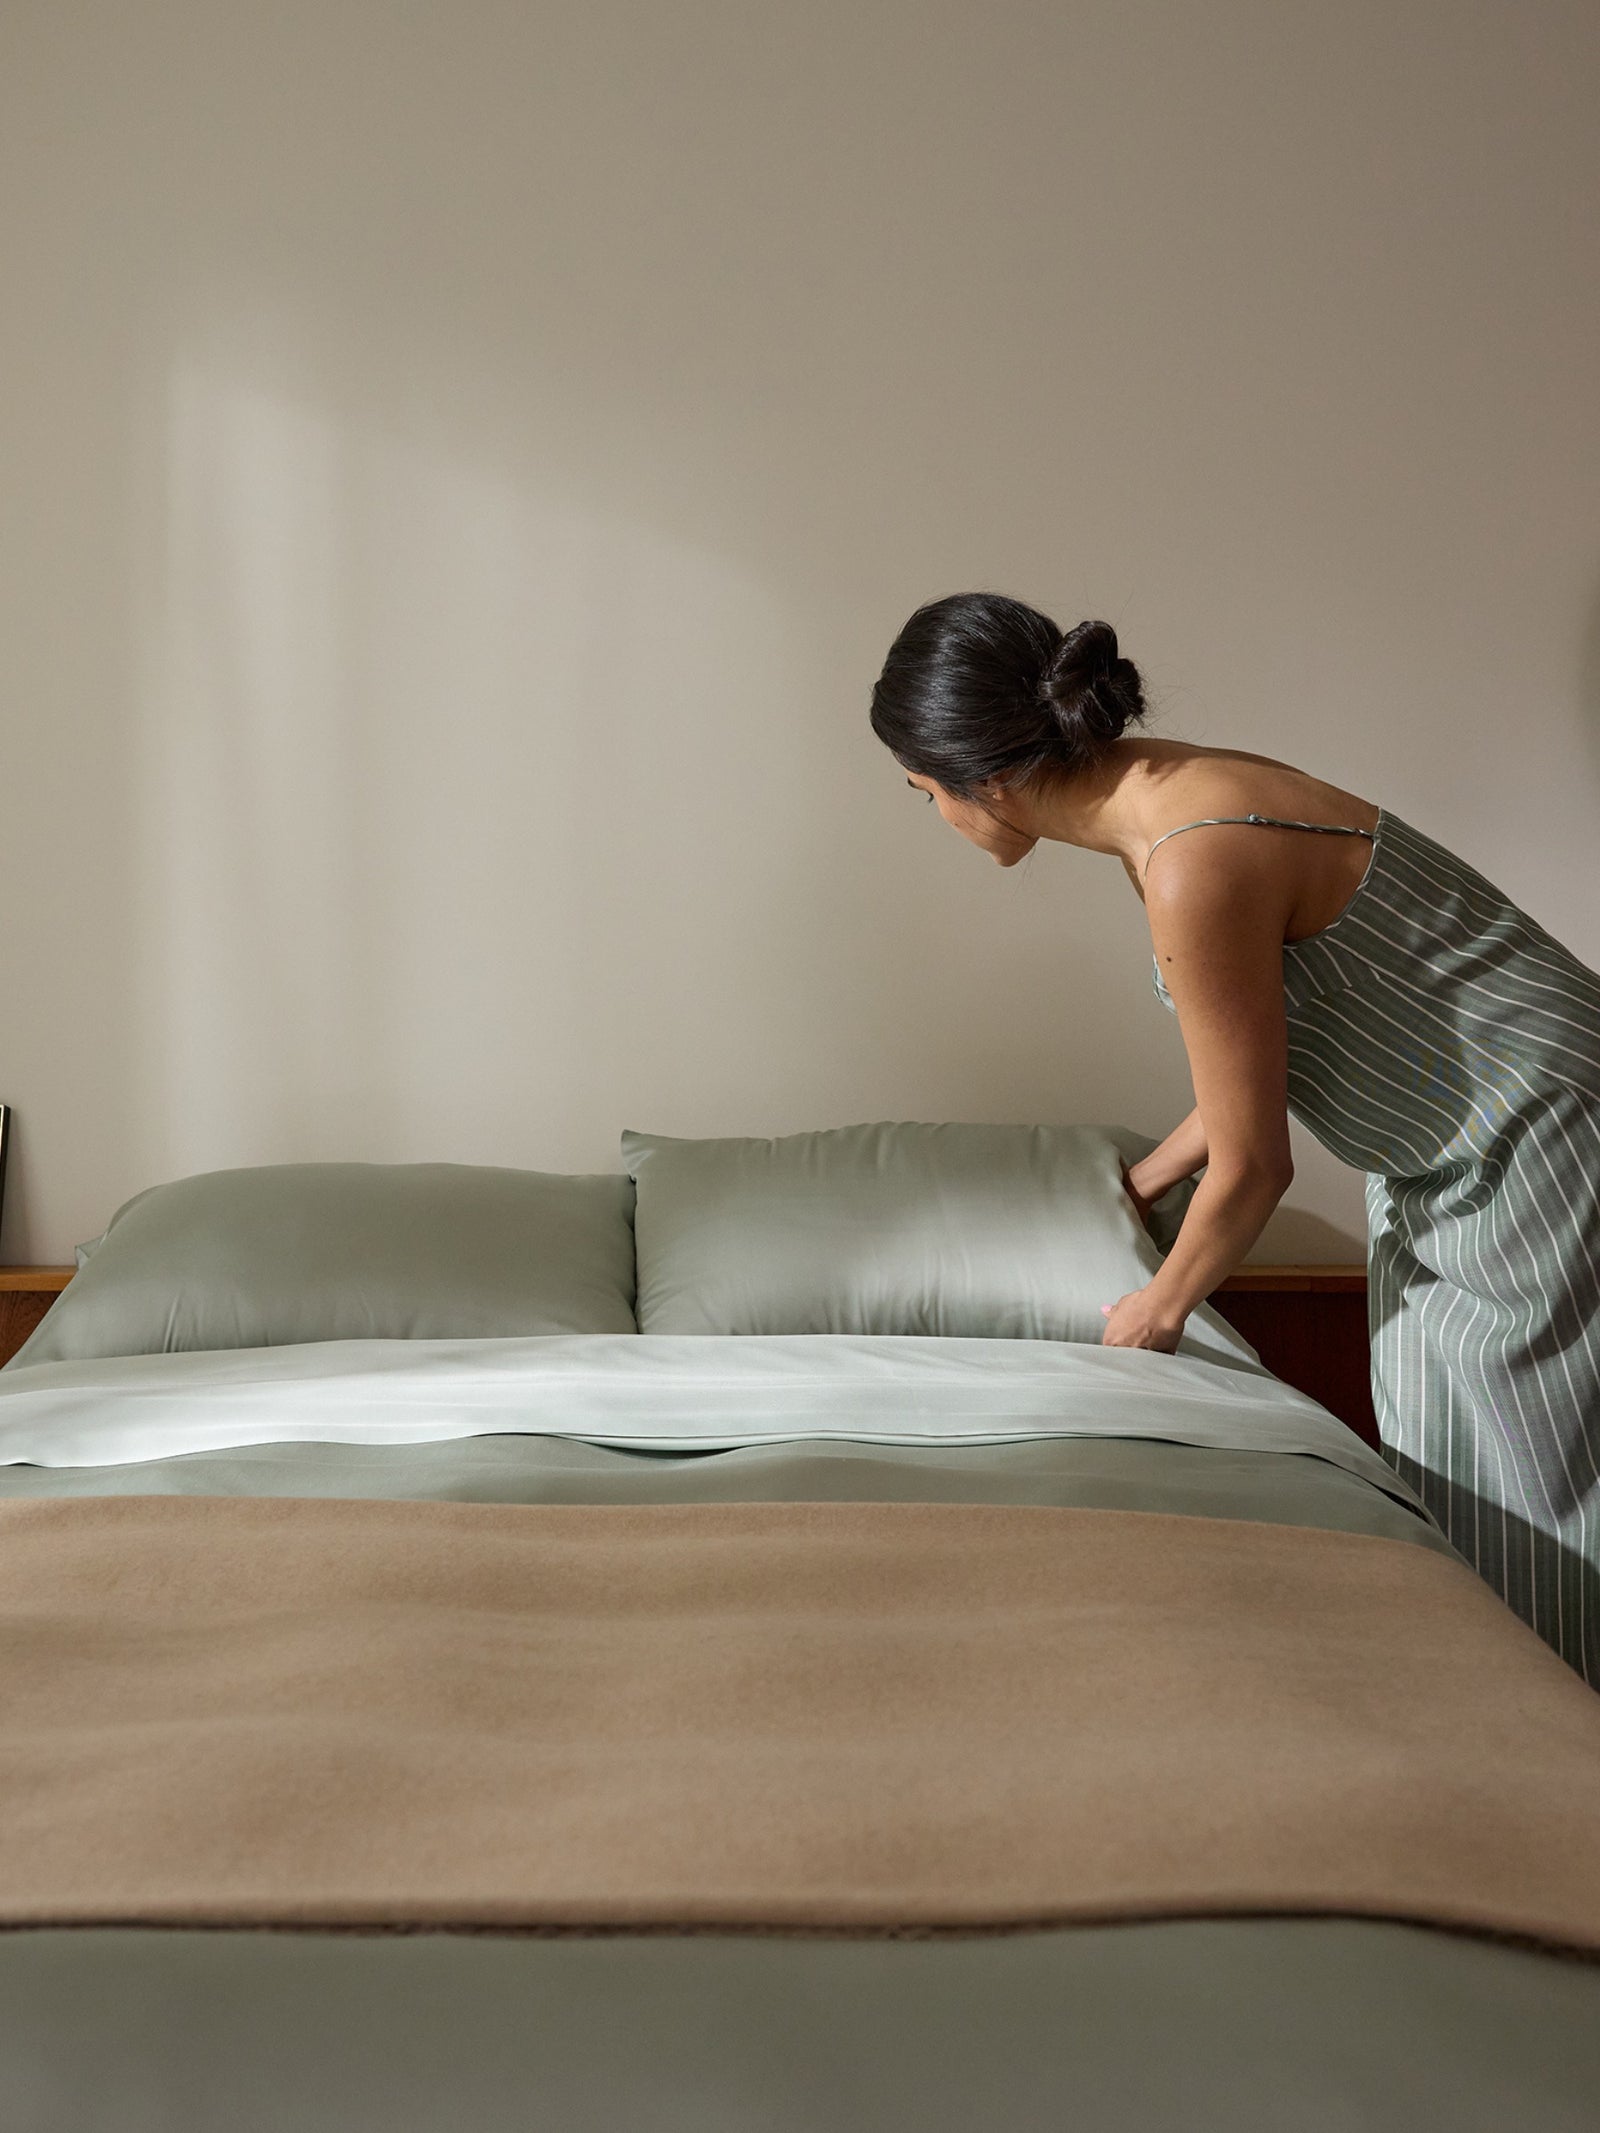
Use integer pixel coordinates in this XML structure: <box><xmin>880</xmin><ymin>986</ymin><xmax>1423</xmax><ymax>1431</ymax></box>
<box><xmin>1</xmin><ymin>1125</ymin><xmax>1597</xmax><ymax>2132</ymax></box>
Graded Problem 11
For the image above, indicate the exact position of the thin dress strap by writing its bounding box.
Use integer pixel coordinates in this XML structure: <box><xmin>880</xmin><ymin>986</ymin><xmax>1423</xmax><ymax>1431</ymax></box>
<box><xmin>1142</xmin><ymin>813</ymin><xmax>1375</xmax><ymax>878</ymax></box>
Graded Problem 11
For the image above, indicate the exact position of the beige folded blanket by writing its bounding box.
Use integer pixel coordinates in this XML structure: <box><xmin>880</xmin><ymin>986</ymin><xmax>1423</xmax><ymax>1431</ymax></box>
<box><xmin>3</xmin><ymin>1495</ymin><xmax>1599</xmax><ymax>1950</ymax></box>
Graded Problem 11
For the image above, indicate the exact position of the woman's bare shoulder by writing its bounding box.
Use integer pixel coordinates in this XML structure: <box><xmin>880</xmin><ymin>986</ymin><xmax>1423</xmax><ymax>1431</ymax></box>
<box><xmin>1137</xmin><ymin>742</ymin><xmax>1379</xmax><ymax>837</ymax></box>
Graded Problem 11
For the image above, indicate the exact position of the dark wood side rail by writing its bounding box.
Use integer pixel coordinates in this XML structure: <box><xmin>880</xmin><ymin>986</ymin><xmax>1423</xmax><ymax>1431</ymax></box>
<box><xmin>0</xmin><ymin>1265</ymin><xmax>1380</xmax><ymax>1450</ymax></box>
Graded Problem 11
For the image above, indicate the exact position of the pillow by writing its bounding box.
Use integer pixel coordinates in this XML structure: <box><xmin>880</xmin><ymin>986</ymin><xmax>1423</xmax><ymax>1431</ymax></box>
<box><xmin>620</xmin><ymin>1121</ymin><xmax>1256</xmax><ymax>1365</ymax></box>
<box><xmin>7</xmin><ymin>1162</ymin><xmax>638</xmax><ymax>1366</ymax></box>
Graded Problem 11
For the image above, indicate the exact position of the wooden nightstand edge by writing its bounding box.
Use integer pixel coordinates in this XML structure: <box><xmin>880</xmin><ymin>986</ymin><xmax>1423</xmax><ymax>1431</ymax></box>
<box><xmin>1213</xmin><ymin>1265</ymin><xmax>1366</xmax><ymax>1295</ymax></box>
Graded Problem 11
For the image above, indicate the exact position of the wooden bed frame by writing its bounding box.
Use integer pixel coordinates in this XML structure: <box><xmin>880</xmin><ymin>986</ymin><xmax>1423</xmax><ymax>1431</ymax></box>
<box><xmin>0</xmin><ymin>1265</ymin><xmax>1379</xmax><ymax>1449</ymax></box>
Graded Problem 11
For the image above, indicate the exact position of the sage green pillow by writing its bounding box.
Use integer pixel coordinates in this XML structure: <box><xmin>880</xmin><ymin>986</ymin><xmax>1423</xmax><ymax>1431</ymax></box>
<box><xmin>8</xmin><ymin>1162</ymin><xmax>637</xmax><ymax>1366</ymax></box>
<box><xmin>620</xmin><ymin>1121</ymin><xmax>1255</xmax><ymax>1364</ymax></box>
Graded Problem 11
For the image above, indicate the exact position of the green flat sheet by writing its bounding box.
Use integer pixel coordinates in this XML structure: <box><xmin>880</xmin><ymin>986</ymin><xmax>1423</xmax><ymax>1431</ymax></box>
<box><xmin>0</xmin><ymin>1429</ymin><xmax>1454</xmax><ymax>1555</ymax></box>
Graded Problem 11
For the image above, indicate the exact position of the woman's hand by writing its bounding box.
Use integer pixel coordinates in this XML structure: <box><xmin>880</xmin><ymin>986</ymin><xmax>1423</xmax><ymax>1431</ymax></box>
<box><xmin>1100</xmin><ymin>1288</ymin><xmax>1185</xmax><ymax>1352</ymax></box>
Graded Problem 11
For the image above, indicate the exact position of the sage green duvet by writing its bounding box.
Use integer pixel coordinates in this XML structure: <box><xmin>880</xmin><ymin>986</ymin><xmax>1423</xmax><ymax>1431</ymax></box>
<box><xmin>0</xmin><ymin>1336</ymin><xmax>1594</xmax><ymax>2131</ymax></box>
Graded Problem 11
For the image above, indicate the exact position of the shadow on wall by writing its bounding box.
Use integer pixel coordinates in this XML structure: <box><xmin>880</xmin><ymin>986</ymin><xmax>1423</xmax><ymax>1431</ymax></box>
<box><xmin>129</xmin><ymin>347</ymin><xmax>828</xmax><ymax>1185</ymax></box>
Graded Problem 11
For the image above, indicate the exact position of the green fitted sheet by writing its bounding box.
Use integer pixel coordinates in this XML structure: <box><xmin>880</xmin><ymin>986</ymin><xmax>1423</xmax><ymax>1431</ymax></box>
<box><xmin>4</xmin><ymin>1917</ymin><xmax>1596</xmax><ymax>2133</ymax></box>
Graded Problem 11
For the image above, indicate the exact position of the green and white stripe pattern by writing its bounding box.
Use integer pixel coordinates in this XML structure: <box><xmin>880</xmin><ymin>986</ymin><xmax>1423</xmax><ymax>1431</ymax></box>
<box><xmin>1154</xmin><ymin>807</ymin><xmax>1600</xmax><ymax>1687</ymax></box>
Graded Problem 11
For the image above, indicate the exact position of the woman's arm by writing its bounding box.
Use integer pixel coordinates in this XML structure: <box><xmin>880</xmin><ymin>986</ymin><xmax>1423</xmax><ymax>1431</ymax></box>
<box><xmin>1136</xmin><ymin>1158</ymin><xmax>1287</xmax><ymax>1330</ymax></box>
<box><xmin>1125</xmin><ymin>1106</ymin><xmax>1208</xmax><ymax>1209</ymax></box>
<box><xmin>1102</xmin><ymin>833</ymin><xmax>1295</xmax><ymax>1349</ymax></box>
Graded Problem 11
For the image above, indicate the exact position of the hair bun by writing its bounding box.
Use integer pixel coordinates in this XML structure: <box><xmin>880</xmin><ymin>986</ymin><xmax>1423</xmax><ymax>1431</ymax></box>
<box><xmin>1036</xmin><ymin>619</ymin><xmax>1144</xmax><ymax>753</ymax></box>
<box><xmin>1044</xmin><ymin>619</ymin><xmax>1120</xmax><ymax>693</ymax></box>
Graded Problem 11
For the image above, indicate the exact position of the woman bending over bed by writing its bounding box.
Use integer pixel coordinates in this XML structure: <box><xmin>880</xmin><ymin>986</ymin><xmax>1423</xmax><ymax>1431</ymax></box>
<box><xmin>869</xmin><ymin>591</ymin><xmax>1600</xmax><ymax>1688</ymax></box>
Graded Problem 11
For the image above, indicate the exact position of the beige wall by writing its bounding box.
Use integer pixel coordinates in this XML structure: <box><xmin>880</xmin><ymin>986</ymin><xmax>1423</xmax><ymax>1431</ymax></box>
<box><xmin>3</xmin><ymin>0</ymin><xmax>1597</xmax><ymax>1264</ymax></box>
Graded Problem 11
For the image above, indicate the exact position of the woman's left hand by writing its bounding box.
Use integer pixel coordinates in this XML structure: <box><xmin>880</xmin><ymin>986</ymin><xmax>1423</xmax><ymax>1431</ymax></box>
<box><xmin>1099</xmin><ymin>1289</ymin><xmax>1185</xmax><ymax>1352</ymax></box>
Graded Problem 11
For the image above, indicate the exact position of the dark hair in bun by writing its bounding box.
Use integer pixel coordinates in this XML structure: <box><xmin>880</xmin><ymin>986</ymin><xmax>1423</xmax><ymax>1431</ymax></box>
<box><xmin>868</xmin><ymin>592</ymin><xmax>1148</xmax><ymax>802</ymax></box>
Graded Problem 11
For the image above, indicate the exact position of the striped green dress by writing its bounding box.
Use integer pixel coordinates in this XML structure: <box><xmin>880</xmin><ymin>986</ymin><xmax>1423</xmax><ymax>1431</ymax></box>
<box><xmin>1151</xmin><ymin>807</ymin><xmax>1600</xmax><ymax>1688</ymax></box>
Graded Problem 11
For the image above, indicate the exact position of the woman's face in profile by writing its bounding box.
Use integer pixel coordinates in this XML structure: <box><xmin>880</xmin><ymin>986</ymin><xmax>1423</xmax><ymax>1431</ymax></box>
<box><xmin>903</xmin><ymin>772</ymin><xmax>1039</xmax><ymax>867</ymax></box>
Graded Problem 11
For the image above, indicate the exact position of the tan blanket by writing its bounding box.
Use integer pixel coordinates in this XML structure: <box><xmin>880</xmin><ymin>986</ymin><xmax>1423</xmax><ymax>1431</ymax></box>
<box><xmin>3</xmin><ymin>1495</ymin><xmax>1599</xmax><ymax>1950</ymax></box>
